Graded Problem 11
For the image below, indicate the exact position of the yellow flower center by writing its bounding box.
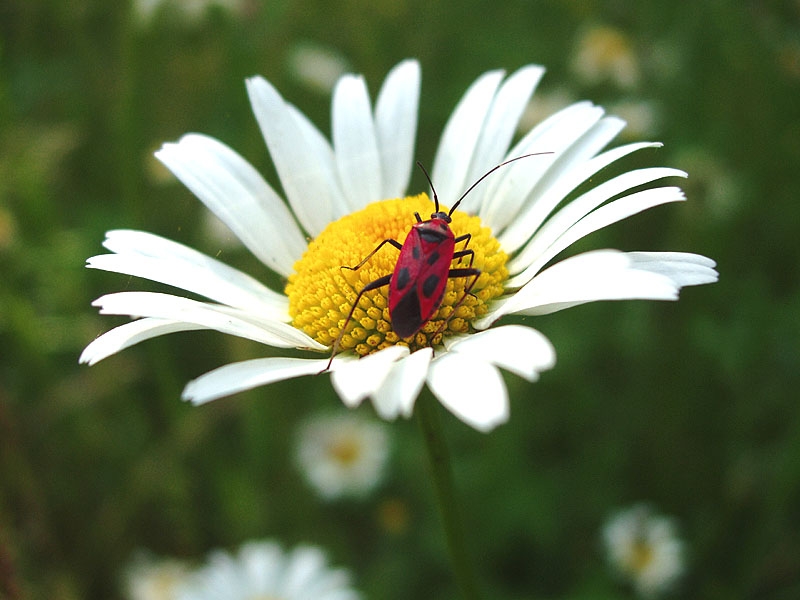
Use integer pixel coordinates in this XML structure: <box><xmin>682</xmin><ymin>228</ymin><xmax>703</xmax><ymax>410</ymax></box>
<box><xmin>328</xmin><ymin>436</ymin><xmax>362</xmax><ymax>466</ymax></box>
<box><xmin>286</xmin><ymin>194</ymin><xmax>508</xmax><ymax>357</ymax></box>
<box><xmin>628</xmin><ymin>539</ymin><xmax>655</xmax><ymax>573</ymax></box>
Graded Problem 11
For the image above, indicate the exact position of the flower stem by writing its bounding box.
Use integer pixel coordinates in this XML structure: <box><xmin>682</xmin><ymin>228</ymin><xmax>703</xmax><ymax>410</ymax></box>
<box><xmin>416</xmin><ymin>394</ymin><xmax>481</xmax><ymax>600</ymax></box>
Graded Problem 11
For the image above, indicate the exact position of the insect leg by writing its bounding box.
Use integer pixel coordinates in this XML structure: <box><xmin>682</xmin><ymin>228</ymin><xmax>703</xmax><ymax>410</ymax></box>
<box><xmin>447</xmin><ymin>267</ymin><xmax>481</xmax><ymax>298</ymax></box>
<box><xmin>341</xmin><ymin>238</ymin><xmax>403</xmax><ymax>271</ymax></box>
<box><xmin>451</xmin><ymin>252</ymin><xmax>479</xmax><ymax>302</ymax></box>
<box><xmin>430</xmin><ymin>267</ymin><xmax>482</xmax><ymax>343</ymax></box>
<box><xmin>324</xmin><ymin>273</ymin><xmax>393</xmax><ymax>371</ymax></box>
<box><xmin>452</xmin><ymin>248</ymin><xmax>475</xmax><ymax>269</ymax></box>
<box><xmin>453</xmin><ymin>233</ymin><xmax>472</xmax><ymax>264</ymax></box>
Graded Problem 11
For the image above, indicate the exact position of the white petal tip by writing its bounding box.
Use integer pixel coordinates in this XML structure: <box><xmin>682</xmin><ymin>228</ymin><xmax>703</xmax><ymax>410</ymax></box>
<box><xmin>181</xmin><ymin>388</ymin><xmax>207</xmax><ymax>406</ymax></box>
<box><xmin>427</xmin><ymin>353</ymin><xmax>510</xmax><ymax>432</ymax></box>
<box><xmin>331</xmin><ymin>345</ymin><xmax>409</xmax><ymax>408</ymax></box>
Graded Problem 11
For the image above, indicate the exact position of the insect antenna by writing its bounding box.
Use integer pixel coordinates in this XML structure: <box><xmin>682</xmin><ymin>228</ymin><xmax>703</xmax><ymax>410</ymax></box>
<box><xmin>448</xmin><ymin>152</ymin><xmax>552</xmax><ymax>216</ymax></box>
<box><xmin>415</xmin><ymin>161</ymin><xmax>440</xmax><ymax>212</ymax></box>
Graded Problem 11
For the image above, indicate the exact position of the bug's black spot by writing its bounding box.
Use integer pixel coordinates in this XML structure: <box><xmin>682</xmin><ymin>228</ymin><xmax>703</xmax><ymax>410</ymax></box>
<box><xmin>412</xmin><ymin>245</ymin><xmax>421</xmax><ymax>260</ymax></box>
<box><xmin>419</xmin><ymin>228</ymin><xmax>447</xmax><ymax>243</ymax></box>
<box><xmin>422</xmin><ymin>274</ymin><xmax>440</xmax><ymax>298</ymax></box>
<box><xmin>427</xmin><ymin>250</ymin><xmax>440</xmax><ymax>265</ymax></box>
<box><xmin>392</xmin><ymin>292</ymin><xmax>422</xmax><ymax>338</ymax></box>
<box><xmin>396</xmin><ymin>266</ymin><xmax>411</xmax><ymax>290</ymax></box>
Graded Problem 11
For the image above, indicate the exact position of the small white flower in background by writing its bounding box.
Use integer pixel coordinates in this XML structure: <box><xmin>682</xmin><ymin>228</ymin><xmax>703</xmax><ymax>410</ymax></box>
<box><xmin>295</xmin><ymin>413</ymin><xmax>389</xmax><ymax>500</ymax></box>
<box><xmin>572</xmin><ymin>25</ymin><xmax>641</xmax><ymax>89</ymax></box>
<box><xmin>287</xmin><ymin>42</ymin><xmax>351</xmax><ymax>94</ymax></box>
<box><xmin>133</xmin><ymin>0</ymin><xmax>244</xmax><ymax>26</ymax></box>
<box><xmin>607</xmin><ymin>99</ymin><xmax>661</xmax><ymax>141</ymax></box>
<box><xmin>603</xmin><ymin>504</ymin><xmax>685</xmax><ymax>597</ymax></box>
<box><xmin>176</xmin><ymin>540</ymin><xmax>361</xmax><ymax>600</ymax></box>
<box><xmin>124</xmin><ymin>553</ymin><xmax>190</xmax><ymax>600</ymax></box>
<box><xmin>81</xmin><ymin>59</ymin><xmax>718</xmax><ymax>433</ymax></box>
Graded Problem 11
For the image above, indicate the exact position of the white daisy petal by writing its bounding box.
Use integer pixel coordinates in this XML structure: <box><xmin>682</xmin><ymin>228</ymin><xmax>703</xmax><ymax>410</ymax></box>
<box><xmin>480</xmin><ymin>103</ymin><xmax>607</xmax><ymax>234</ymax></box>
<box><xmin>286</xmin><ymin>548</ymin><xmax>358</xmax><ymax>598</ymax></box>
<box><xmin>371</xmin><ymin>347</ymin><xmax>432</xmax><ymax>419</ymax></box>
<box><xmin>124</xmin><ymin>553</ymin><xmax>190</xmax><ymax>600</ymax></box>
<box><xmin>284</xmin><ymin>104</ymin><xmax>351</xmax><ymax>219</ymax></box>
<box><xmin>99</xmin><ymin>230</ymin><xmax>287</xmax><ymax>306</ymax></box>
<box><xmin>177</xmin><ymin>540</ymin><xmax>361</xmax><ymax>600</ymax></box>
<box><xmin>484</xmin><ymin>141</ymin><xmax>661</xmax><ymax>241</ymax></box>
<box><xmin>462</xmin><ymin>65</ymin><xmax>545</xmax><ymax>213</ymax></box>
<box><xmin>333</xmin><ymin>74</ymin><xmax>382</xmax><ymax>211</ymax></box>
<box><xmin>431</xmin><ymin>69</ymin><xmax>505</xmax><ymax>205</ymax></box>
<box><xmin>511</xmin><ymin>101</ymin><xmax>601</xmax><ymax>156</ymax></box>
<box><xmin>479</xmin><ymin>151</ymin><xmax>555</xmax><ymax>232</ymax></box>
<box><xmin>282</xmin><ymin>548</ymin><xmax>327</xmax><ymax>594</ymax></box>
<box><xmin>498</xmin><ymin>114</ymin><xmax>626</xmax><ymax>250</ymax></box>
<box><xmin>627</xmin><ymin>252</ymin><xmax>719</xmax><ymax>286</ymax></box>
<box><xmin>93</xmin><ymin>292</ymin><xmax>326</xmax><ymax>350</ymax></box>
<box><xmin>374</xmin><ymin>59</ymin><xmax>421</xmax><ymax>198</ymax></box>
<box><xmin>79</xmin><ymin>318</ymin><xmax>204</xmax><ymax>365</ymax></box>
<box><xmin>427</xmin><ymin>352</ymin><xmax>509</xmax><ymax>432</ymax></box>
<box><xmin>517</xmin><ymin>160</ymin><xmax>649</xmax><ymax>253</ymax></box>
<box><xmin>447</xmin><ymin>325</ymin><xmax>555</xmax><ymax>381</ymax></box>
<box><xmin>330</xmin><ymin>345</ymin><xmax>409</xmax><ymax>408</ymax></box>
<box><xmin>508</xmin><ymin>167</ymin><xmax>686</xmax><ymax>280</ymax></box>
<box><xmin>507</xmin><ymin>185</ymin><xmax>687</xmax><ymax>289</ymax></box>
<box><xmin>155</xmin><ymin>134</ymin><xmax>306</xmax><ymax>276</ymax></box>
<box><xmin>246</xmin><ymin>76</ymin><xmax>340</xmax><ymax>235</ymax></box>
<box><xmin>89</xmin><ymin>231</ymin><xmax>288</xmax><ymax>319</ymax></box>
<box><xmin>182</xmin><ymin>357</ymin><xmax>330</xmax><ymax>405</ymax></box>
<box><xmin>491</xmin><ymin>250</ymin><xmax>680</xmax><ymax>322</ymax></box>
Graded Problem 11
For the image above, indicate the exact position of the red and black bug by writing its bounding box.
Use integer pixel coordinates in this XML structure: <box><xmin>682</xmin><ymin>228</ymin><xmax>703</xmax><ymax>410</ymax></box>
<box><xmin>327</xmin><ymin>154</ymin><xmax>545</xmax><ymax>367</ymax></box>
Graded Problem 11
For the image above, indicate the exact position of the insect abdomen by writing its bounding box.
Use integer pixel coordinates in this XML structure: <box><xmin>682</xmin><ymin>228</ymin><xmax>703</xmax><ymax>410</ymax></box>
<box><xmin>390</xmin><ymin>290</ymin><xmax>424</xmax><ymax>338</ymax></box>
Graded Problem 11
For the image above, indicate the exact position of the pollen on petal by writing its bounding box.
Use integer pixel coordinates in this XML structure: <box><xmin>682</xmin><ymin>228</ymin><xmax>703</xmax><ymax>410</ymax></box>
<box><xmin>285</xmin><ymin>194</ymin><xmax>508</xmax><ymax>357</ymax></box>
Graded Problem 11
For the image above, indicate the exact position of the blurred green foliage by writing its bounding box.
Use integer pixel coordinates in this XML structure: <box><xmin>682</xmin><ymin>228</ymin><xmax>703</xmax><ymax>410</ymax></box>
<box><xmin>1</xmin><ymin>0</ymin><xmax>799</xmax><ymax>598</ymax></box>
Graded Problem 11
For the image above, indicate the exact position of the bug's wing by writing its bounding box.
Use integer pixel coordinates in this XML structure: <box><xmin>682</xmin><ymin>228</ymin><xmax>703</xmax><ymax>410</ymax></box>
<box><xmin>412</xmin><ymin>234</ymin><xmax>456</xmax><ymax>324</ymax></box>
<box><xmin>388</xmin><ymin>225</ymin><xmax>457</xmax><ymax>338</ymax></box>
<box><xmin>390</xmin><ymin>287</ymin><xmax>424</xmax><ymax>338</ymax></box>
<box><xmin>388</xmin><ymin>228</ymin><xmax>426</xmax><ymax>338</ymax></box>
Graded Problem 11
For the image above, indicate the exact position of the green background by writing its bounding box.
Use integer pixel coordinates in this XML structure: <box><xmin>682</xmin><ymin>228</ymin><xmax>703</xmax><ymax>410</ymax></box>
<box><xmin>1</xmin><ymin>0</ymin><xmax>799</xmax><ymax>598</ymax></box>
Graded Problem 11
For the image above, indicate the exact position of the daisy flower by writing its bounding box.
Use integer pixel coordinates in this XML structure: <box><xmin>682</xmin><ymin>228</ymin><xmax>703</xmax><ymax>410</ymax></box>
<box><xmin>176</xmin><ymin>540</ymin><xmax>361</xmax><ymax>600</ymax></box>
<box><xmin>132</xmin><ymin>0</ymin><xmax>245</xmax><ymax>27</ymax></box>
<box><xmin>603</xmin><ymin>504</ymin><xmax>686</xmax><ymax>597</ymax></box>
<box><xmin>124</xmin><ymin>552</ymin><xmax>191</xmax><ymax>600</ymax></box>
<box><xmin>571</xmin><ymin>25</ymin><xmax>641</xmax><ymax>89</ymax></box>
<box><xmin>287</xmin><ymin>41</ymin><xmax>351</xmax><ymax>94</ymax></box>
<box><xmin>295</xmin><ymin>413</ymin><xmax>389</xmax><ymax>500</ymax></box>
<box><xmin>80</xmin><ymin>59</ymin><xmax>717</xmax><ymax>432</ymax></box>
